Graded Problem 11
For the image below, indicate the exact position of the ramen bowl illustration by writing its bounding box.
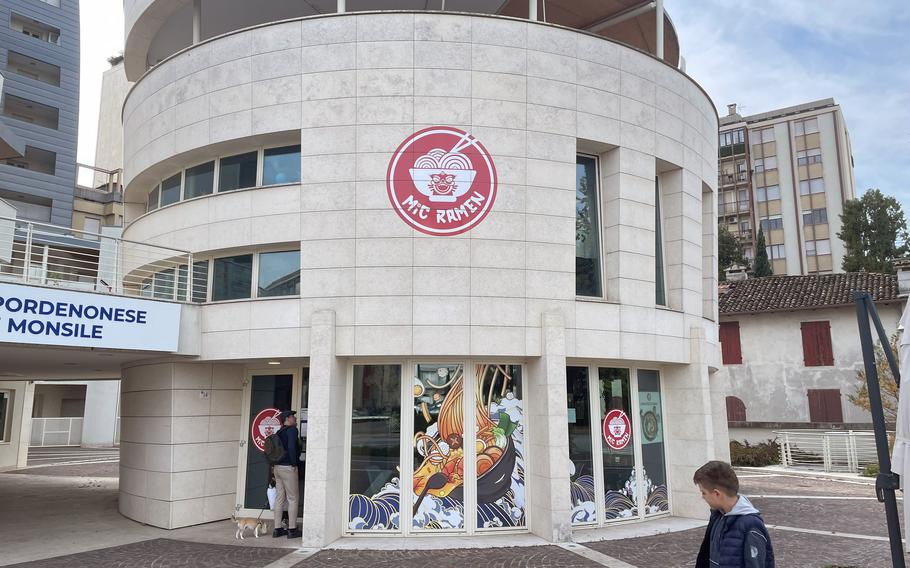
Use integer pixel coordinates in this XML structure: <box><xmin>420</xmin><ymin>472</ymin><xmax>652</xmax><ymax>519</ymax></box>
<box><xmin>409</xmin><ymin>148</ymin><xmax>476</xmax><ymax>202</ymax></box>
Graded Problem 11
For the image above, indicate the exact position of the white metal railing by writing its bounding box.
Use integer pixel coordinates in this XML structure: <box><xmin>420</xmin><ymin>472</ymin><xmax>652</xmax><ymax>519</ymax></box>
<box><xmin>775</xmin><ymin>430</ymin><xmax>883</xmax><ymax>473</ymax></box>
<box><xmin>30</xmin><ymin>417</ymin><xmax>84</xmax><ymax>447</ymax></box>
<box><xmin>0</xmin><ymin>215</ymin><xmax>202</xmax><ymax>302</ymax></box>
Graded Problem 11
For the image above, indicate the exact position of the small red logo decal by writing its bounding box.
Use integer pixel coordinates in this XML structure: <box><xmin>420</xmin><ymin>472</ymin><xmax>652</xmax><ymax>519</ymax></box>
<box><xmin>251</xmin><ymin>408</ymin><xmax>282</xmax><ymax>453</ymax></box>
<box><xmin>603</xmin><ymin>409</ymin><xmax>632</xmax><ymax>451</ymax></box>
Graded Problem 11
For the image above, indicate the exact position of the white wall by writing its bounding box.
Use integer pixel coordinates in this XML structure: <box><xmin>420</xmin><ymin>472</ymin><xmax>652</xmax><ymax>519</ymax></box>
<box><xmin>82</xmin><ymin>380</ymin><xmax>121</xmax><ymax>447</ymax></box>
<box><xmin>0</xmin><ymin>380</ymin><xmax>32</xmax><ymax>470</ymax></box>
<box><xmin>93</xmin><ymin>63</ymin><xmax>130</xmax><ymax>187</ymax></box>
<box><xmin>722</xmin><ymin>302</ymin><xmax>903</xmax><ymax>427</ymax></box>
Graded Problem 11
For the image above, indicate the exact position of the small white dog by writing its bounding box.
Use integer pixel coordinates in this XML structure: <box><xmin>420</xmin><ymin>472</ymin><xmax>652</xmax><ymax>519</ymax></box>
<box><xmin>232</xmin><ymin>514</ymin><xmax>268</xmax><ymax>539</ymax></box>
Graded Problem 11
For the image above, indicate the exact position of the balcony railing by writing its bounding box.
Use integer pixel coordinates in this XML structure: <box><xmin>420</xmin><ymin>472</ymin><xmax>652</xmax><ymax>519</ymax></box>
<box><xmin>0</xmin><ymin>214</ymin><xmax>199</xmax><ymax>302</ymax></box>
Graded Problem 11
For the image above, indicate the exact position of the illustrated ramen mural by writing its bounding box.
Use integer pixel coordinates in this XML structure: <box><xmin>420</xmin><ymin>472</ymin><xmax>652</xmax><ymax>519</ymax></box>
<box><xmin>411</xmin><ymin>364</ymin><xmax>525</xmax><ymax>530</ymax></box>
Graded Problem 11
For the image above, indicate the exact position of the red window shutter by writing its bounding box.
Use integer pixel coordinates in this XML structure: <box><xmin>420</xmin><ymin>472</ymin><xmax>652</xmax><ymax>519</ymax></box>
<box><xmin>801</xmin><ymin>321</ymin><xmax>833</xmax><ymax>367</ymax></box>
<box><xmin>808</xmin><ymin>389</ymin><xmax>843</xmax><ymax>422</ymax></box>
<box><xmin>818</xmin><ymin>322</ymin><xmax>834</xmax><ymax>365</ymax></box>
<box><xmin>719</xmin><ymin>322</ymin><xmax>742</xmax><ymax>365</ymax></box>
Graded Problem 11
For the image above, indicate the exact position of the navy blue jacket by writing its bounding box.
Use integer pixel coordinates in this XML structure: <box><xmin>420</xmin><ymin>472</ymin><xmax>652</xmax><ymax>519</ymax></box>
<box><xmin>275</xmin><ymin>425</ymin><xmax>300</xmax><ymax>468</ymax></box>
<box><xmin>696</xmin><ymin>496</ymin><xmax>774</xmax><ymax>568</ymax></box>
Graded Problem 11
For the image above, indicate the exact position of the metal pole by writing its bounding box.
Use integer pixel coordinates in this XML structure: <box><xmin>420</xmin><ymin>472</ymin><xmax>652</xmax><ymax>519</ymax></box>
<box><xmin>22</xmin><ymin>222</ymin><xmax>32</xmax><ymax>283</ymax></box>
<box><xmin>337</xmin><ymin>0</ymin><xmax>345</xmax><ymax>13</ymax></box>
<box><xmin>529</xmin><ymin>0</ymin><xmax>537</xmax><ymax>21</ymax></box>
<box><xmin>192</xmin><ymin>0</ymin><xmax>201</xmax><ymax>44</ymax></box>
<box><xmin>655</xmin><ymin>0</ymin><xmax>664</xmax><ymax>59</ymax></box>
<box><xmin>854</xmin><ymin>291</ymin><xmax>905</xmax><ymax>567</ymax></box>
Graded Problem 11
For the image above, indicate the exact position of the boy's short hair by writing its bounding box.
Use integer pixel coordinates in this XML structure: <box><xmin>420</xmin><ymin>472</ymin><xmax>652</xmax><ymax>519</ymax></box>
<box><xmin>693</xmin><ymin>460</ymin><xmax>739</xmax><ymax>496</ymax></box>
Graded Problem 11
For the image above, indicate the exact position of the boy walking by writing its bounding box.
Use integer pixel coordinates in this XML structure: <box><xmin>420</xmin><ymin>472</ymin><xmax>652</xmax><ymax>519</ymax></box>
<box><xmin>694</xmin><ymin>460</ymin><xmax>774</xmax><ymax>567</ymax></box>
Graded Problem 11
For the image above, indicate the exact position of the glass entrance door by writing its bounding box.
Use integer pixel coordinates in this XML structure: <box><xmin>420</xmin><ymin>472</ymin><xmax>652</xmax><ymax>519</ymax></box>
<box><xmin>237</xmin><ymin>370</ymin><xmax>308</xmax><ymax>519</ymax></box>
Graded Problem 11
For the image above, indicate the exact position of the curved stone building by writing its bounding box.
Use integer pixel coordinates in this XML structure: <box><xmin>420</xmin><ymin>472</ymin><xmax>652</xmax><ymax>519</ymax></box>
<box><xmin>116</xmin><ymin>1</ymin><xmax>726</xmax><ymax>546</ymax></box>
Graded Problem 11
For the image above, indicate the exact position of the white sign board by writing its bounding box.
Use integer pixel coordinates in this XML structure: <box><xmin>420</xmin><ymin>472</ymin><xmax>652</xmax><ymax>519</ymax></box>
<box><xmin>0</xmin><ymin>282</ymin><xmax>181</xmax><ymax>352</ymax></box>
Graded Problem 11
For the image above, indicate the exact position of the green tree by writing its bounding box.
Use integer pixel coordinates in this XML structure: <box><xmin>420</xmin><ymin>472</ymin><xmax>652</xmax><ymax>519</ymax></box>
<box><xmin>753</xmin><ymin>227</ymin><xmax>773</xmax><ymax>277</ymax></box>
<box><xmin>718</xmin><ymin>225</ymin><xmax>747</xmax><ymax>281</ymax></box>
<box><xmin>838</xmin><ymin>189</ymin><xmax>909</xmax><ymax>273</ymax></box>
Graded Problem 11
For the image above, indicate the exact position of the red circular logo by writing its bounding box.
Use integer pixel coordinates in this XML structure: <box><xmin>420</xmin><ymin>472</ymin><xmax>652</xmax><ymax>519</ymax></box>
<box><xmin>603</xmin><ymin>409</ymin><xmax>632</xmax><ymax>450</ymax></box>
<box><xmin>387</xmin><ymin>126</ymin><xmax>497</xmax><ymax>236</ymax></box>
<box><xmin>251</xmin><ymin>408</ymin><xmax>281</xmax><ymax>453</ymax></box>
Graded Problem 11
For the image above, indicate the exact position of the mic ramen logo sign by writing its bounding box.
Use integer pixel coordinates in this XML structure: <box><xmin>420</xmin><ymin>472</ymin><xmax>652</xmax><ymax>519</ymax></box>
<box><xmin>387</xmin><ymin>126</ymin><xmax>498</xmax><ymax>236</ymax></box>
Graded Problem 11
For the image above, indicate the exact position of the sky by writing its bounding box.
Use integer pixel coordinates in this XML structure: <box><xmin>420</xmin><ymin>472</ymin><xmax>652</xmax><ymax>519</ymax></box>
<box><xmin>77</xmin><ymin>1</ymin><xmax>909</xmax><ymax>208</ymax></box>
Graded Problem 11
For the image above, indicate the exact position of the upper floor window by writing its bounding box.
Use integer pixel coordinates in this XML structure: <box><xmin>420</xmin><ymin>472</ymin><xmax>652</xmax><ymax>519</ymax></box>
<box><xmin>794</xmin><ymin>118</ymin><xmax>819</xmax><ymax>136</ymax></box>
<box><xmin>799</xmin><ymin>178</ymin><xmax>825</xmax><ymax>195</ymax></box>
<box><xmin>576</xmin><ymin>155</ymin><xmax>602</xmax><ymax>298</ymax></box>
<box><xmin>755</xmin><ymin>185</ymin><xmax>780</xmax><ymax>202</ymax></box>
<box><xmin>751</xmin><ymin>128</ymin><xmax>775</xmax><ymax>143</ymax></box>
<box><xmin>6</xmin><ymin>51</ymin><xmax>61</xmax><ymax>86</ymax></box>
<box><xmin>258</xmin><ymin>250</ymin><xmax>301</xmax><ymax>297</ymax></box>
<box><xmin>759</xmin><ymin>215</ymin><xmax>783</xmax><ymax>232</ymax></box>
<box><xmin>802</xmin><ymin>208</ymin><xmax>828</xmax><ymax>226</ymax></box>
<box><xmin>10</xmin><ymin>13</ymin><xmax>60</xmax><ymax>45</ymax></box>
<box><xmin>719</xmin><ymin>129</ymin><xmax>744</xmax><ymax>147</ymax></box>
<box><xmin>805</xmin><ymin>239</ymin><xmax>831</xmax><ymax>256</ymax></box>
<box><xmin>145</xmin><ymin>144</ymin><xmax>301</xmax><ymax>212</ymax></box>
<box><xmin>655</xmin><ymin>177</ymin><xmax>666</xmax><ymax>306</ymax></box>
<box><xmin>766</xmin><ymin>244</ymin><xmax>786</xmax><ymax>259</ymax></box>
<box><xmin>2</xmin><ymin>145</ymin><xmax>55</xmax><ymax>175</ymax></box>
<box><xmin>2</xmin><ymin>94</ymin><xmax>60</xmax><ymax>129</ymax></box>
<box><xmin>797</xmin><ymin>148</ymin><xmax>822</xmax><ymax>166</ymax></box>
<box><xmin>753</xmin><ymin>156</ymin><xmax>777</xmax><ymax>172</ymax></box>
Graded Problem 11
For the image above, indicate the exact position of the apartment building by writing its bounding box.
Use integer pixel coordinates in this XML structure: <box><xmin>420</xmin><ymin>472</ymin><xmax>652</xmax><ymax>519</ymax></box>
<box><xmin>0</xmin><ymin>0</ymin><xmax>80</xmax><ymax>227</ymax></box>
<box><xmin>718</xmin><ymin>99</ymin><xmax>855</xmax><ymax>275</ymax></box>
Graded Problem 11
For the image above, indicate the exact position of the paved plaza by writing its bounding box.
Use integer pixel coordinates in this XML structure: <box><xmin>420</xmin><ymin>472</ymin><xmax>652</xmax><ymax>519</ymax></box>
<box><xmin>0</xmin><ymin>449</ymin><xmax>904</xmax><ymax>568</ymax></box>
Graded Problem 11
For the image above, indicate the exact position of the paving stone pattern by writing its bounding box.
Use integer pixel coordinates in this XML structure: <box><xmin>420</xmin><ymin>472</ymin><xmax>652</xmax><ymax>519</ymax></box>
<box><xmin>295</xmin><ymin>546</ymin><xmax>601</xmax><ymax>568</ymax></box>
<box><xmin>5</xmin><ymin>539</ymin><xmax>293</xmax><ymax>568</ymax></box>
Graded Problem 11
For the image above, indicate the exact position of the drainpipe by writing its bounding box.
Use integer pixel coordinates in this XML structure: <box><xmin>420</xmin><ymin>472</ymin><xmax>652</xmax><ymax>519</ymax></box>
<box><xmin>529</xmin><ymin>0</ymin><xmax>537</xmax><ymax>21</ymax></box>
<box><xmin>337</xmin><ymin>0</ymin><xmax>345</xmax><ymax>13</ymax></box>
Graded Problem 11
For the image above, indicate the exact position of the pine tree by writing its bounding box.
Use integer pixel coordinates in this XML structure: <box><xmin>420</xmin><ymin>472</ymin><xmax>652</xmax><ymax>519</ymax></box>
<box><xmin>753</xmin><ymin>227</ymin><xmax>773</xmax><ymax>277</ymax></box>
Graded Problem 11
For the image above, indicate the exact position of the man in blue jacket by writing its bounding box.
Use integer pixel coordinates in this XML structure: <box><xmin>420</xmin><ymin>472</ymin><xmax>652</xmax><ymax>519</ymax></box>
<box><xmin>272</xmin><ymin>410</ymin><xmax>301</xmax><ymax>539</ymax></box>
<box><xmin>694</xmin><ymin>460</ymin><xmax>774</xmax><ymax>567</ymax></box>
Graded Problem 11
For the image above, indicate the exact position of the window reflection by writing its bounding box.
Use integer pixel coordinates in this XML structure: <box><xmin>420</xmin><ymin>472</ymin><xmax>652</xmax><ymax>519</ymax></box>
<box><xmin>576</xmin><ymin>155</ymin><xmax>602</xmax><ymax>297</ymax></box>
<box><xmin>160</xmin><ymin>173</ymin><xmax>181</xmax><ymax>207</ymax></box>
<box><xmin>219</xmin><ymin>151</ymin><xmax>258</xmax><ymax>192</ymax></box>
<box><xmin>258</xmin><ymin>250</ymin><xmax>300</xmax><ymax>297</ymax></box>
<box><xmin>184</xmin><ymin>161</ymin><xmax>214</xmax><ymax>199</ymax></box>
<box><xmin>212</xmin><ymin>254</ymin><xmax>252</xmax><ymax>301</ymax></box>
<box><xmin>263</xmin><ymin>145</ymin><xmax>301</xmax><ymax>185</ymax></box>
<box><xmin>567</xmin><ymin>366</ymin><xmax>596</xmax><ymax>525</ymax></box>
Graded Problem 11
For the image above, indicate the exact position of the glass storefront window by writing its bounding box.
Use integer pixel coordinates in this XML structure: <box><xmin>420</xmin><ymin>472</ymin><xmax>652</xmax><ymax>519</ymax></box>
<box><xmin>184</xmin><ymin>161</ymin><xmax>215</xmax><ymax>199</ymax></box>
<box><xmin>599</xmin><ymin>368</ymin><xmax>636</xmax><ymax>520</ymax></box>
<box><xmin>576</xmin><ymin>155</ymin><xmax>602</xmax><ymax>297</ymax></box>
<box><xmin>412</xmin><ymin>363</ymin><xmax>465</xmax><ymax>531</ymax></box>
<box><xmin>257</xmin><ymin>250</ymin><xmax>300</xmax><ymax>297</ymax></box>
<box><xmin>349</xmin><ymin>365</ymin><xmax>401</xmax><ymax>531</ymax></box>
<box><xmin>567</xmin><ymin>366</ymin><xmax>596</xmax><ymax>525</ymax></box>
<box><xmin>212</xmin><ymin>254</ymin><xmax>252</xmax><ymax>301</ymax></box>
<box><xmin>637</xmin><ymin>370</ymin><xmax>668</xmax><ymax>516</ymax></box>
<box><xmin>218</xmin><ymin>151</ymin><xmax>258</xmax><ymax>192</ymax></box>
<box><xmin>159</xmin><ymin>173</ymin><xmax>181</xmax><ymax>207</ymax></box>
<box><xmin>475</xmin><ymin>364</ymin><xmax>524</xmax><ymax>530</ymax></box>
<box><xmin>263</xmin><ymin>145</ymin><xmax>301</xmax><ymax>186</ymax></box>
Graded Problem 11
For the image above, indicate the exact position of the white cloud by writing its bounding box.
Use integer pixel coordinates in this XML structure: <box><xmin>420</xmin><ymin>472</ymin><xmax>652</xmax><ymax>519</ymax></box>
<box><xmin>670</xmin><ymin>0</ymin><xmax>910</xmax><ymax>211</ymax></box>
